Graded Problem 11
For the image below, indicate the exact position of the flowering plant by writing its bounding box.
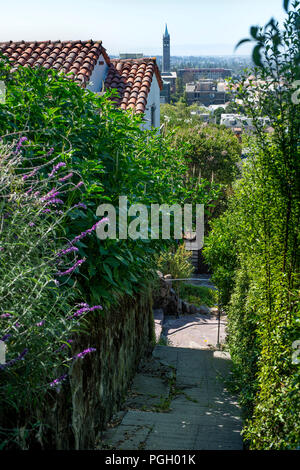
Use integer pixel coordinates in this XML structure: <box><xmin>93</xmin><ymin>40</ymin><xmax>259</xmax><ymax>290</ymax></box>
<box><xmin>0</xmin><ymin>139</ymin><xmax>102</xmax><ymax>428</ymax></box>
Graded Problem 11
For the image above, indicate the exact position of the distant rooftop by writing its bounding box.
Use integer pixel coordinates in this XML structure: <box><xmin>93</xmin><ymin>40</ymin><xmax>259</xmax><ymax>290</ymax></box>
<box><xmin>119</xmin><ymin>53</ymin><xmax>144</xmax><ymax>59</ymax></box>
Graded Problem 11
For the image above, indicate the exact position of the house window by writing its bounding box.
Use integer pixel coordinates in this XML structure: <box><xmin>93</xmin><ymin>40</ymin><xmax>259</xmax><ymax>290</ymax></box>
<box><xmin>151</xmin><ymin>104</ymin><xmax>156</xmax><ymax>127</ymax></box>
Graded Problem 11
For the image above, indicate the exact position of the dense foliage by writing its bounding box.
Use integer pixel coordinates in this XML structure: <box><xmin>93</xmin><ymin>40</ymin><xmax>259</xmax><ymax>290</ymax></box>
<box><xmin>0</xmin><ymin>60</ymin><xmax>219</xmax><ymax>307</ymax></box>
<box><xmin>160</xmin><ymin>99</ymin><xmax>206</xmax><ymax>129</ymax></box>
<box><xmin>157</xmin><ymin>243</ymin><xmax>194</xmax><ymax>280</ymax></box>
<box><xmin>0</xmin><ymin>57</ymin><xmax>222</xmax><ymax>446</ymax></box>
<box><xmin>0</xmin><ymin>140</ymin><xmax>103</xmax><ymax>447</ymax></box>
<box><xmin>204</xmin><ymin>1</ymin><xmax>300</xmax><ymax>449</ymax></box>
<box><xmin>171</xmin><ymin>124</ymin><xmax>241</xmax><ymax>186</ymax></box>
<box><xmin>179</xmin><ymin>283</ymin><xmax>217</xmax><ymax>308</ymax></box>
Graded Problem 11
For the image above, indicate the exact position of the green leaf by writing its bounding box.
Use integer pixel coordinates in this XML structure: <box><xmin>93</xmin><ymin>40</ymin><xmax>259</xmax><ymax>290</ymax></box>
<box><xmin>283</xmin><ymin>0</ymin><xmax>290</xmax><ymax>12</ymax></box>
<box><xmin>252</xmin><ymin>44</ymin><xmax>264</xmax><ymax>67</ymax></box>
<box><xmin>250</xmin><ymin>26</ymin><xmax>259</xmax><ymax>39</ymax></box>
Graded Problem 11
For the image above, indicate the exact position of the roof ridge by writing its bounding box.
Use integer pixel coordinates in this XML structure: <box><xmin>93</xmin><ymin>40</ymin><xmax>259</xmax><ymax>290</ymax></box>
<box><xmin>0</xmin><ymin>39</ymin><xmax>103</xmax><ymax>46</ymax></box>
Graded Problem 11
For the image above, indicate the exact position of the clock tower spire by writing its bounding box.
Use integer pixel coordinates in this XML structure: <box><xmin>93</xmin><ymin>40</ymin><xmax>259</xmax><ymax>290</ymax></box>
<box><xmin>162</xmin><ymin>24</ymin><xmax>170</xmax><ymax>74</ymax></box>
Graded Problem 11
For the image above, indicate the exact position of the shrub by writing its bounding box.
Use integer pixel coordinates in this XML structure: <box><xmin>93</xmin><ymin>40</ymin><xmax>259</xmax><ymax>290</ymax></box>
<box><xmin>157</xmin><ymin>243</ymin><xmax>194</xmax><ymax>280</ymax></box>
<box><xmin>0</xmin><ymin>140</ymin><xmax>102</xmax><ymax>447</ymax></box>
<box><xmin>178</xmin><ymin>283</ymin><xmax>217</xmax><ymax>308</ymax></box>
<box><xmin>171</xmin><ymin>124</ymin><xmax>242</xmax><ymax>186</ymax></box>
<box><xmin>204</xmin><ymin>1</ymin><xmax>300</xmax><ymax>449</ymax></box>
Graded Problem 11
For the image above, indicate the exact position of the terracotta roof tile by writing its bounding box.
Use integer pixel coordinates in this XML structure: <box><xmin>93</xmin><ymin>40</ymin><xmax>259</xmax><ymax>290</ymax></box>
<box><xmin>0</xmin><ymin>40</ymin><xmax>109</xmax><ymax>87</ymax></box>
<box><xmin>0</xmin><ymin>41</ymin><xmax>162</xmax><ymax>114</ymax></box>
<box><xmin>104</xmin><ymin>57</ymin><xmax>163</xmax><ymax>114</ymax></box>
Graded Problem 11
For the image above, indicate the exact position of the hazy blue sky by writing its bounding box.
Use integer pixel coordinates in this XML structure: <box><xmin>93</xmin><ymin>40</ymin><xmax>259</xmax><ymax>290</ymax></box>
<box><xmin>0</xmin><ymin>0</ymin><xmax>287</xmax><ymax>55</ymax></box>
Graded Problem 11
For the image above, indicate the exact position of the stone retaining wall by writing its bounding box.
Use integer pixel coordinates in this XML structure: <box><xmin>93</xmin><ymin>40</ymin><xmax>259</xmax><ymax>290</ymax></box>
<box><xmin>37</xmin><ymin>288</ymin><xmax>154</xmax><ymax>449</ymax></box>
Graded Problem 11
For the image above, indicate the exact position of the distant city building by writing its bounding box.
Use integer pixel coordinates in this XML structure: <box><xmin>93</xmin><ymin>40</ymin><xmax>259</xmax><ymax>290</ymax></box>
<box><xmin>178</xmin><ymin>68</ymin><xmax>232</xmax><ymax>83</ymax></box>
<box><xmin>161</xmin><ymin>71</ymin><xmax>177</xmax><ymax>96</ymax></box>
<box><xmin>160</xmin><ymin>24</ymin><xmax>177</xmax><ymax>103</ymax></box>
<box><xmin>220</xmin><ymin>113</ymin><xmax>270</xmax><ymax>136</ymax></box>
<box><xmin>190</xmin><ymin>110</ymin><xmax>213</xmax><ymax>123</ymax></box>
<box><xmin>119</xmin><ymin>53</ymin><xmax>144</xmax><ymax>59</ymax></box>
<box><xmin>185</xmin><ymin>80</ymin><xmax>228</xmax><ymax>106</ymax></box>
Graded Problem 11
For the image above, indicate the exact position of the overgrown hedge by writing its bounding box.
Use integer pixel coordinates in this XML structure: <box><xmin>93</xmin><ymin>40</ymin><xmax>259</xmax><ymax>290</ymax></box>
<box><xmin>204</xmin><ymin>2</ymin><xmax>300</xmax><ymax>449</ymax></box>
<box><xmin>0</xmin><ymin>59</ymin><xmax>220</xmax><ymax>306</ymax></box>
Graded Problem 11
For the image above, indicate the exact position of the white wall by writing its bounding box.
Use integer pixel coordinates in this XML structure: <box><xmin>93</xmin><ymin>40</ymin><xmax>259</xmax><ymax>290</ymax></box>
<box><xmin>86</xmin><ymin>53</ymin><xmax>109</xmax><ymax>93</ymax></box>
<box><xmin>142</xmin><ymin>75</ymin><xmax>161</xmax><ymax>131</ymax></box>
<box><xmin>87</xmin><ymin>59</ymin><xmax>161</xmax><ymax>131</ymax></box>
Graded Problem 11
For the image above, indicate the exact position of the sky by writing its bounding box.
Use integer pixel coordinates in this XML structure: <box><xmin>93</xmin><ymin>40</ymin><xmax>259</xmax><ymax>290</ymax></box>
<box><xmin>0</xmin><ymin>0</ymin><xmax>287</xmax><ymax>56</ymax></box>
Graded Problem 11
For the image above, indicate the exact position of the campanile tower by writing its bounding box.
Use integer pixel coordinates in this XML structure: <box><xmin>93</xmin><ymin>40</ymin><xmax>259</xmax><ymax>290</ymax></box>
<box><xmin>162</xmin><ymin>24</ymin><xmax>170</xmax><ymax>74</ymax></box>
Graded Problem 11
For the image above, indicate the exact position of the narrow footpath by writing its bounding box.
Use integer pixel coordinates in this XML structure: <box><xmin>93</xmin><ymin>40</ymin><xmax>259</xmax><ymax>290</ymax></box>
<box><xmin>98</xmin><ymin>276</ymin><xmax>243</xmax><ymax>450</ymax></box>
<box><xmin>99</xmin><ymin>345</ymin><xmax>243</xmax><ymax>450</ymax></box>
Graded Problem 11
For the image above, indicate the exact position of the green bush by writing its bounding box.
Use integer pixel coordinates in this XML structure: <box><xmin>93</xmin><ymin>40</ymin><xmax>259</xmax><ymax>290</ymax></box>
<box><xmin>0</xmin><ymin>60</ymin><xmax>220</xmax><ymax>309</ymax></box>
<box><xmin>171</xmin><ymin>124</ymin><xmax>242</xmax><ymax>186</ymax></box>
<box><xmin>0</xmin><ymin>140</ymin><xmax>101</xmax><ymax>445</ymax></box>
<box><xmin>157</xmin><ymin>243</ymin><xmax>194</xmax><ymax>280</ymax></box>
<box><xmin>204</xmin><ymin>1</ymin><xmax>300</xmax><ymax>449</ymax></box>
<box><xmin>203</xmin><ymin>208</ymin><xmax>239</xmax><ymax>305</ymax></box>
<box><xmin>179</xmin><ymin>283</ymin><xmax>217</xmax><ymax>308</ymax></box>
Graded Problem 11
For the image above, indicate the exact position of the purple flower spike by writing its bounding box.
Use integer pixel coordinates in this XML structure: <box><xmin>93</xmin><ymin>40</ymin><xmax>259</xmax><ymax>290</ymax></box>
<box><xmin>0</xmin><ymin>348</ymin><xmax>28</xmax><ymax>370</ymax></box>
<box><xmin>56</xmin><ymin>258</ymin><xmax>86</xmax><ymax>277</ymax></box>
<box><xmin>44</xmin><ymin>198</ymin><xmax>64</xmax><ymax>206</ymax></box>
<box><xmin>49</xmin><ymin>373</ymin><xmax>68</xmax><ymax>388</ymax></box>
<box><xmin>71</xmin><ymin>202</ymin><xmax>87</xmax><ymax>210</ymax></box>
<box><xmin>23</xmin><ymin>168</ymin><xmax>38</xmax><ymax>181</ymax></box>
<box><xmin>0</xmin><ymin>313</ymin><xmax>12</xmax><ymax>318</ymax></box>
<box><xmin>72</xmin><ymin>181</ymin><xmax>84</xmax><ymax>191</ymax></box>
<box><xmin>36</xmin><ymin>320</ymin><xmax>45</xmax><ymax>327</ymax></box>
<box><xmin>42</xmin><ymin>189</ymin><xmax>60</xmax><ymax>201</ymax></box>
<box><xmin>69</xmin><ymin>217</ymin><xmax>109</xmax><ymax>245</ymax></box>
<box><xmin>59</xmin><ymin>172</ymin><xmax>73</xmax><ymax>182</ymax></box>
<box><xmin>15</xmin><ymin>137</ymin><xmax>27</xmax><ymax>153</ymax></box>
<box><xmin>57</xmin><ymin>246</ymin><xmax>79</xmax><ymax>257</ymax></box>
<box><xmin>67</xmin><ymin>304</ymin><xmax>102</xmax><ymax>319</ymax></box>
<box><xmin>48</xmin><ymin>162</ymin><xmax>66</xmax><ymax>178</ymax></box>
<box><xmin>1</xmin><ymin>334</ymin><xmax>11</xmax><ymax>342</ymax></box>
<box><xmin>90</xmin><ymin>305</ymin><xmax>103</xmax><ymax>312</ymax></box>
<box><xmin>47</xmin><ymin>148</ymin><xmax>54</xmax><ymax>156</ymax></box>
<box><xmin>73</xmin><ymin>348</ymin><xmax>96</xmax><ymax>360</ymax></box>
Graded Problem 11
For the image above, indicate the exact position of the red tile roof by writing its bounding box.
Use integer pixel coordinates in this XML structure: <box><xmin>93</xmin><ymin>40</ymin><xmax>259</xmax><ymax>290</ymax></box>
<box><xmin>104</xmin><ymin>58</ymin><xmax>163</xmax><ymax>114</ymax></box>
<box><xmin>0</xmin><ymin>40</ymin><xmax>110</xmax><ymax>87</ymax></box>
<box><xmin>0</xmin><ymin>41</ymin><xmax>162</xmax><ymax>114</ymax></box>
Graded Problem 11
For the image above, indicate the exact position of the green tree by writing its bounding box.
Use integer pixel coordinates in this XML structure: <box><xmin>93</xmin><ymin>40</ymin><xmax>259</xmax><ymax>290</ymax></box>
<box><xmin>213</xmin><ymin>107</ymin><xmax>225</xmax><ymax>124</ymax></box>
<box><xmin>161</xmin><ymin>99</ymin><xmax>198</xmax><ymax>128</ymax></box>
<box><xmin>204</xmin><ymin>0</ymin><xmax>300</xmax><ymax>449</ymax></box>
<box><xmin>171</xmin><ymin>124</ymin><xmax>241</xmax><ymax>186</ymax></box>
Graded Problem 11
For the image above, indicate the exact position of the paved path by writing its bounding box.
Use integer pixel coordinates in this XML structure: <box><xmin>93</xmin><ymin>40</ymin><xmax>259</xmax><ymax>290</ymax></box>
<box><xmin>162</xmin><ymin>313</ymin><xmax>226</xmax><ymax>349</ymax></box>
<box><xmin>99</xmin><ymin>346</ymin><xmax>243</xmax><ymax>450</ymax></box>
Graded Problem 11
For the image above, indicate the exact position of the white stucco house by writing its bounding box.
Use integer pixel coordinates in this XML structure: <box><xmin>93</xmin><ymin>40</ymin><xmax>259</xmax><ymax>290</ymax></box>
<box><xmin>104</xmin><ymin>57</ymin><xmax>162</xmax><ymax>131</ymax></box>
<box><xmin>0</xmin><ymin>40</ymin><xmax>162</xmax><ymax>131</ymax></box>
